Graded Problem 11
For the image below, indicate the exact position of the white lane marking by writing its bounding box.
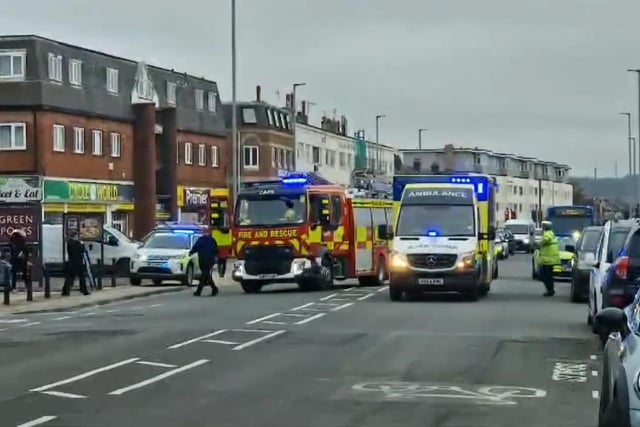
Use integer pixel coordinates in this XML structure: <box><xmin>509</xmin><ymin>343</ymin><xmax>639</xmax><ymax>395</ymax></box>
<box><xmin>31</xmin><ymin>358</ymin><xmax>139</xmax><ymax>392</ymax></box>
<box><xmin>135</xmin><ymin>361</ymin><xmax>177</xmax><ymax>368</ymax></box>
<box><xmin>147</xmin><ymin>304</ymin><xmax>162</xmax><ymax>308</ymax></box>
<box><xmin>0</xmin><ymin>328</ymin><xmax>7</xmax><ymax>332</ymax></box>
<box><xmin>592</xmin><ymin>370</ymin><xmax>598</xmax><ymax>377</ymax></box>
<box><xmin>314</xmin><ymin>302</ymin><xmax>341</xmax><ymax>307</ymax></box>
<box><xmin>357</xmin><ymin>293</ymin><xmax>375</xmax><ymax>301</ymax></box>
<box><xmin>233</xmin><ymin>328</ymin><xmax>274</xmax><ymax>333</ymax></box>
<box><xmin>344</xmin><ymin>287</ymin><xmax>355</xmax><ymax>291</ymax></box>
<box><xmin>377</xmin><ymin>286</ymin><xmax>388</xmax><ymax>292</ymax></box>
<box><xmin>41</xmin><ymin>390</ymin><xmax>86</xmax><ymax>399</ymax></box>
<box><xmin>246</xmin><ymin>313</ymin><xmax>282</xmax><ymax>325</ymax></box>
<box><xmin>592</xmin><ymin>390</ymin><xmax>600</xmax><ymax>399</ymax></box>
<box><xmin>294</xmin><ymin>313</ymin><xmax>326</xmax><ymax>325</ymax></box>
<box><xmin>332</xmin><ymin>302</ymin><xmax>354</xmax><ymax>312</ymax></box>
<box><xmin>261</xmin><ymin>320</ymin><xmax>287</xmax><ymax>325</ymax></box>
<box><xmin>104</xmin><ymin>309</ymin><xmax>120</xmax><ymax>313</ymax></box>
<box><xmin>108</xmin><ymin>359</ymin><xmax>209</xmax><ymax>395</ymax></box>
<box><xmin>590</xmin><ymin>355</ymin><xmax>597</xmax><ymax>360</ymax></box>
<box><xmin>54</xmin><ymin>316</ymin><xmax>72</xmax><ymax>321</ymax></box>
<box><xmin>167</xmin><ymin>330</ymin><xmax>228</xmax><ymax>349</ymax></box>
<box><xmin>21</xmin><ymin>322</ymin><xmax>41</xmax><ymax>327</ymax></box>
<box><xmin>291</xmin><ymin>302</ymin><xmax>315</xmax><ymax>311</ymax></box>
<box><xmin>281</xmin><ymin>313</ymin><xmax>308</xmax><ymax>318</ymax></box>
<box><xmin>320</xmin><ymin>293</ymin><xmax>338</xmax><ymax>301</ymax></box>
<box><xmin>83</xmin><ymin>312</ymin><xmax>96</xmax><ymax>316</ymax></box>
<box><xmin>232</xmin><ymin>330</ymin><xmax>286</xmax><ymax>351</ymax></box>
<box><xmin>17</xmin><ymin>415</ymin><xmax>58</xmax><ymax>427</ymax></box>
<box><xmin>0</xmin><ymin>319</ymin><xmax>28</xmax><ymax>324</ymax></box>
<box><xmin>323</xmin><ymin>298</ymin><xmax>350</xmax><ymax>301</ymax></box>
<box><xmin>202</xmin><ymin>339</ymin><xmax>239</xmax><ymax>345</ymax></box>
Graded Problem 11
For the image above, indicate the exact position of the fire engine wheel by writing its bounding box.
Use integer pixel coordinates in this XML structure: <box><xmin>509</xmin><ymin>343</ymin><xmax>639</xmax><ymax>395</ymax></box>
<box><xmin>241</xmin><ymin>281</ymin><xmax>262</xmax><ymax>294</ymax></box>
<box><xmin>318</xmin><ymin>256</ymin><xmax>334</xmax><ymax>290</ymax></box>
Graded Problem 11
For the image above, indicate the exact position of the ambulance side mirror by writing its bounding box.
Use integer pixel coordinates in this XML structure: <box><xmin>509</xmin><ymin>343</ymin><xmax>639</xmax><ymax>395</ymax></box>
<box><xmin>488</xmin><ymin>227</ymin><xmax>496</xmax><ymax>241</ymax></box>
<box><xmin>378</xmin><ymin>224</ymin><xmax>393</xmax><ymax>240</ymax></box>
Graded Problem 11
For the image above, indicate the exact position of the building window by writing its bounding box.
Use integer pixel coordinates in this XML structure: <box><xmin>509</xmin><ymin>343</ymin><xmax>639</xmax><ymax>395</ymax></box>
<box><xmin>137</xmin><ymin>79</ymin><xmax>154</xmax><ymax>100</ymax></box>
<box><xmin>110</xmin><ymin>132</ymin><xmax>121</xmax><ymax>157</ymax></box>
<box><xmin>92</xmin><ymin>130</ymin><xmax>103</xmax><ymax>155</ymax></box>
<box><xmin>166</xmin><ymin>82</ymin><xmax>177</xmax><ymax>105</ymax></box>
<box><xmin>184</xmin><ymin>142</ymin><xmax>193</xmax><ymax>164</ymax></box>
<box><xmin>73</xmin><ymin>127</ymin><xmax>85</xmax><ymax>153</ymax></box>
<box><xmin>267</xmin><ymin>109</ymin><xmax>274</xmax><ymax>126</ymax></box>
<box><xmin>271</xmin><ymin>147</ymin><xmax>277</xmax><ymax>167</ymax></box>
<box><xmin>279</xmin><ymin>148</ymin><xmax>285</xmax><ymax>169</ymax></box>
<box><xmin>106</xmin><ymin>68</ymin><xmax>119</xmax><ymax>93</ymax></box>
<box><xmin>198</xmin><ymin>144</ymin><xmax>206</xmax><ymax>166</ymax></box>
<box><xmin>242</xmin><ymin>108</ymin><xmax>257</xmax><ymax>124</ymax></box>
<box><xmin>207</xmin><ymin>91</ymin><xmax>217</xmax><ymax>112</ymax></box>
<box><xmin>48</xmin><ymin>53</ymin><xmax>62</xmax><ymax>82</ymax></box>
<box><xmin>243</xmin><ymin>146</ymin><xmax>259</xmax><ymax>168</ymax></box>
<box><xmin>0</xmin><ymin>123</ymin><xmax>26</xmax><ymax>150</ymax></box>
<box><xmin>274</xmin><ymin>112</ymin><xmax>282</xmax><ymax>128</ymax></box>
<box><xmin>195</xmin><ymin>89</ymin><xmax>204</xmax><ymax>110</ymax></box>
<box><xmin>0</xmin><ymin>51</ymin><xmax>25</xmax><ymax>80</ymax></box>
<box><xmin>53</xmin><ymin>124</ymin><xmax>65</xmax><ymax>152</ymax></box>
<box><xmin>69</xmin><ymin>59</ymin><xmax>82</xmax><ymax>86</ymax></box>
<box><xmin>211</xmin><ymin>146</ymin><xmax>219</xmax><ymax>167</ymax></box>
<box><xmin>283</xmin><ymin>113</ymin><xmax>290</xmax><ymax>130</ymax></box>
<box><xmin>285</xmin><ymin>150</ymin><xmax>292</xmax><ymax>169</ymax></box>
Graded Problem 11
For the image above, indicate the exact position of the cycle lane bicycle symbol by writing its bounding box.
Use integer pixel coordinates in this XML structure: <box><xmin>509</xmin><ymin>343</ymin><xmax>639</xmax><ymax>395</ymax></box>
<box><xmin>352</xmin><ymin>382</ymin><xmax>547</xmax><ymax>406</ymax></box>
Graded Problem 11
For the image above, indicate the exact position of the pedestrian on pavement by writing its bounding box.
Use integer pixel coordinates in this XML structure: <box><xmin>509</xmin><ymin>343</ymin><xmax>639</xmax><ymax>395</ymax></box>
<box><xmin>9</xmin><ymin>230</ymin><xmax>30</xmax><ymax>291</ymax></box>
<box><xmin>189</xmin><ymin>233</ymin><xmax>219</xmax><ymax>297</ymax></box>
<box><xmin>62</xmin><ymin>231</ymin><xmax>90</xmax><ymax>296</ymax></box>
<box><xmin>0</xmin><ymin>248</ymin><xmax>12</xmax><ymax>291</ymax></box>
<box><xmin>538</xmin><ymin>220</ymin><xmax>560</xmax><ymax>297</ymax></box>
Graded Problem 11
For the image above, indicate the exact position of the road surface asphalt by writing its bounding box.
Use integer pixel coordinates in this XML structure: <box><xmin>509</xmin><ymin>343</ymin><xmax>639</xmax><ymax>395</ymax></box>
<box><xmin>0</xmin><ymin>254</ymin><xmax>600</xmax><ymax>427</ymax></box>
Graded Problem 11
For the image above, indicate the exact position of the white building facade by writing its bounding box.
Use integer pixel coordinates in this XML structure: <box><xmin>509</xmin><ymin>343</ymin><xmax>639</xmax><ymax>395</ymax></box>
<box><xmin>399</xmin><ymin>146</ymin><xmax>573</xmax><ymax>226</ymax></box>
<box><xmin>295</xmin><ymin>122</ymin><xmax>396</xmax><ymax>186</ymax></box>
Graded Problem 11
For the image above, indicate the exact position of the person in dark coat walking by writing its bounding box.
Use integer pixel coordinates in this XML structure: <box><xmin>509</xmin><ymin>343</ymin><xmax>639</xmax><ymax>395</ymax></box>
<box><xmin>189</xmin><ymin>233</ymin><xmax>219</xmax><ymax>296</ymax></box>
<box><xmin>62</xmin><ymin>231</ymin><xmax>90</xmax><ymax>296</ymax></box>
<box><xmin>9</xmin><ymin>230</ymin><xmax>30</xmax><ymax>291</ymax></box>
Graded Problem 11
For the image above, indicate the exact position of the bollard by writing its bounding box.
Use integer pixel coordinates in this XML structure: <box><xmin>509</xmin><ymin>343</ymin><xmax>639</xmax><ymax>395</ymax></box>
<box><xmin>2</xmin><ymin>264</ymin><xmax>10</xmax><ymax>305</ymax></box>
<box><xmin>96</xmin><ymin>259</ymin><xmax>103</xmax><ymax>290</ymax></box>
<box><xmin>111</xmin><ymin>258</ymin><xmax>117</xmax><ymax>287</ymax></box>
<box><xmin>44</xmin><ymin>265</ymin><xmax>51</xmax><ymax>299</ymax></box>
<box><xmin>26</xmin><ymin>264</ymin><xmax>33</xmax><ymax>302</ymax></box>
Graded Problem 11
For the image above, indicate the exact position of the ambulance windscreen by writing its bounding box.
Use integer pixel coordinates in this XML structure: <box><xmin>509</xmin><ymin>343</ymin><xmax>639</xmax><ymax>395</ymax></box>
<box><xmin>396</xmin><ymin>205</ymin><xmax>475</xmax><ymax>237</ymax></box>
<box><xmin>235</xmin><ymin>194</ymin><xmax>306</xmax><ymax>227</ymax></box>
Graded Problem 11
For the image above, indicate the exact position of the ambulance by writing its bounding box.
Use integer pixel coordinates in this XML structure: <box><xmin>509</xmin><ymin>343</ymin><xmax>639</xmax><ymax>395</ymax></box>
<box><xmin>387</xmin><ymin>174</ymin><xmax>498</xmax><ymax>301</ymax></box>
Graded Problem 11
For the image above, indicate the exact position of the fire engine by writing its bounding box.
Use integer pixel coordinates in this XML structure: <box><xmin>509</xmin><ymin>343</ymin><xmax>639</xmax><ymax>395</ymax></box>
<box><xmin>209</xmin><ymin>188</ymin><xmax>232</xmax><ymax>276</ymax></box>
<box><xmin>231</xmin><ymin>172</ymin><xmax>394</xmax><ymax>293</ymax></box>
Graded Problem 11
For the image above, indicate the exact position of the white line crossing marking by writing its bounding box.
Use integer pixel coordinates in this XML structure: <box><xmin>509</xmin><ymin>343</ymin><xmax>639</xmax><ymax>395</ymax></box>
<box><xmin>0</xmin><ymin>328</ymin><xmax>7</xmax><ymax>332</ymax></box>
<box><xmin>323</xmin><ymin>298</ymin><xmax>350</xmax><ymax>301</ymax></box>
<box><xmin>21</xmin><ymin>322</ymin><xmax>41</xmax><ymax>327</ymax></box>
<box><xmin>357</xmin><ymin>293</ymin><xmax>376</xmax><ymax>301</ymax></box>
<box><xmin>108</xmin><ymin>359</ymin><xmax>209</xmax><ymax>395</ymax></box>
<box><xmin>291</xmin><ymin>302</ymin><xmax>315</xmax><ymax>311</ymax></box>
<box><xmin>592</xmin><ymin>390</ymin><xmax>600</xmax><ymax>399</ymax></box>
<box><xmin>261</xmin><ymin>320</ymin><xmax>287</xmax><ymax>325</ymax></box>
<box><xmin>232</xmin><ymin>330</ymin><xmax>286</xmax><ymax>351</ymax></box>
<box><xmin>31</xmin><ymin>358</ymin><xmax>140</xmax><ymax>392</ymax></box>
<box><xmin>281</xmin><ymin>313</ymin><xmax>308</xmax><ymax>318</ymax></box>
<box><xmin>53</xmin><ymin>316</ymin><xmax>72</xmax><ymax>321</ymax></box>
<box><xmin>147</xmin><ymin>304</ymin><xmax>162</xmax><ymax>308</ymax></box>
<box><xmin>246</xmin><ymin>313</ymin><xmax>282</xmax><ymax>325</ymax></box>
<box><xmin>320</xmin><ymin>293</ymin><xmax>338</xmax><ymax>301</ymax></box>
<box><xmin>234</xmin><ymin>328</ymin><xmax>275</xmax><ymax>333</ymax></box>
<box><xmin>83</xmin><ymin>312</ymin><xmax>96</xmax><ymax>316</ymax></box>
<box><xmin>0</xmin><ymin>319</ymin><xmax>28</xmax><ymax>324</ymax></box>
<box><xmin>344</xmin><ymin>287</ymin><xmax>355</xmax><ymax>291</ymax></box>
<box><xmin>313</xmin><ymin>302</ymin><xmax>342</xmax><ymax>307</ymax></box>
<box><xmin>332</xmin><ymin>302</ymin><xmax>354</xmax><ymax>311</ymax></box>
<box><xmin>202</xmin><ymin>339</ymin><xmax>239</xmax><ymax>345</ymax></box>
<box><xmin>104</xmin><ymin>309</ymin><xmax>120</xmax><ymax>313</ymax></box>
<box><xmin>167</xmin><ymin>330</ymin><xmax>228</xmax><ymax>349</ymax></box>
<box><xmin>41</xmin><ymin>390</ymin><xmax>86</xmax><ymax>399</ymax></box>
<box><xmin>135</xmin><ymin>361</ymin><xmax>178</xmax><ymax>368</ymax></box>
<box><xmin>16</xmin><ymin>415</ymin><xmax>58</xmax><ymax>427</ymax></box>
<box><xmin>294</xmin><ymin>313</ymin><xmax>326</xmax><ymax>325</ymax></box>
<box><xmin>377</xmin><ymin>286</ymin><xmax>388</xmax><ymax>292</ymax></box>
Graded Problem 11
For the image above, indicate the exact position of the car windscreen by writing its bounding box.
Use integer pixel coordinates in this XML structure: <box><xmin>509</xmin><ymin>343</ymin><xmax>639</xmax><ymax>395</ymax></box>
<box><xmin>142</xmin><ymin>233</ymin><xmax>192</xmax><ymax>249</ymax></box>
<box><xmin>235</xmin><ymin>194</ymin><xmax>306</xmax><ymax>227</ymax></box>
<box><xmin>505</xmin><ymin>224</ymin><xmax>529</xmax><ymax>235</ymax></box>
<box><xmin>578</xmin><ymin>229</ymin><xmax>601</xmax><ymax>252</ymax></box>
<box><xmin>608</xmin><ymin>228</ymin><xmax>631</xmax><ymax>259</ymax></box>
<box><xmin>396</xmin><ymin>204</ymin><xmax>475</xmax><ymax>237</ymax></box>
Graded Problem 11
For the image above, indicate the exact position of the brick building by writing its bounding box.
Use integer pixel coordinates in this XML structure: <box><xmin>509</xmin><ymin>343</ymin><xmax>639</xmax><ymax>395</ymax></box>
<box><xmin>0</xmin><ymin>35</ymin><xmax>230</xmax><ymax>239</ymax></box>
<box><xmin>222</xmin><ymin>86</ymin><xmax>294</xmax><ymax>181</ymax></box>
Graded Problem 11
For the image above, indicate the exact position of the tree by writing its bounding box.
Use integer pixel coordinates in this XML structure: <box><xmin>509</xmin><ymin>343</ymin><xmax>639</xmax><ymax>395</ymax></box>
<box><xmin>569</xmin><ymin>179</ymin><xmax>589</xmax><ymax>205</ymax></box>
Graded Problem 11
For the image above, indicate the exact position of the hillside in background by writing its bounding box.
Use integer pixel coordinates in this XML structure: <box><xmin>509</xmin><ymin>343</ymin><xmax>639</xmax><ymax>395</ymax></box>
<box><xmin>572</xmin><ymin>176</ymin><xmax>637</xmax><ymax>202</ymax></box>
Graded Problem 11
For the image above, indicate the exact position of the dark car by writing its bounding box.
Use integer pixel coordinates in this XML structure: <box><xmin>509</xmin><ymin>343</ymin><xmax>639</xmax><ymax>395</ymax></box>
<box><xmin>594</xmin><ymin>302</ymin><xmax>640</xmax><ymax>426</ymax></box>
<box><xmin>599</xmin><ymin>223</ymin><xmax>640</xmax><ymax>314</ymax></box>
<box><xmin>569</xmin><ymin>225</ymin><xmax>602</xmax><ymax>303</ymax></box>
<box><xmin>498</xmin><ymin>228</ymin><xmax>516</xmax><ymax>255</ymax></box>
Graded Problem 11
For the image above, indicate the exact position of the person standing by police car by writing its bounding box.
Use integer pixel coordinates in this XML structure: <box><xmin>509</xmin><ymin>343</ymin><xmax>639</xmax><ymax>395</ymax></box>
<box><xmin>538</xmin><ymin>221</ymin><xmax>560</xmax><ymax>297</ymax></box>
<box><xmin>189</xmin><ymin>233</ymin><xmax>219</xmax><ymax>297</ymax></box>
<box><xmin>62</xmin><ymin>231</ymin><xmax>90</xmax><ymax>296</ymax></box>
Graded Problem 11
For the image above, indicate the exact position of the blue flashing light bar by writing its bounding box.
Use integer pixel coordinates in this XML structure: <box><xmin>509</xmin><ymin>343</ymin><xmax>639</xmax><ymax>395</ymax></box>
<box><xmin>393</xmin><ymin>174</ymin><xmax>493</xmax><ymax>202</ymax></box>
<box><xmin>426</xmin><ymin>229</ymin><xmax>440</xmax><ymax>237</ymax></box>
<box><xmin>280</xmin><ymin>172</ymin><xmax>333</xmax><ymax>186</ymax></box>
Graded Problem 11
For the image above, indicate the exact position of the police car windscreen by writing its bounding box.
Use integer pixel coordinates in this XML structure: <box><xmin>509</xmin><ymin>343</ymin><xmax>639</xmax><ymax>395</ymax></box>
<box><xmin>236</xmin><ymin>194</ymin><xmax>306</xmax><ymax>227</ymax></box>
<box><xmin>142</xmin><ymin>233</ymin><xmax>192</xmax><ymax>249</ymax></box>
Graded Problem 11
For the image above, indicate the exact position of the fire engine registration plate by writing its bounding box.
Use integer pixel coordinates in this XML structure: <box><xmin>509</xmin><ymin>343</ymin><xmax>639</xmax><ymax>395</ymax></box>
<box><xmin>418</xmin><ymin>278</ymin><xmax>444</xmax><ymax>285</ymax></box>
<box><xmin>258</xmin><ymin>274</ymin><xmax>277</xmax><ymax>279</ymax></box>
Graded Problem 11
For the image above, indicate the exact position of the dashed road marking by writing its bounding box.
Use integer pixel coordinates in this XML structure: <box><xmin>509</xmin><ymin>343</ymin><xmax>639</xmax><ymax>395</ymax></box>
<box><xmin>108</xmin><ymin>359</ymin><xmax>209</xmax><ymax>396</ymax></box>
<box><xmin>21</xmin><ymin>322</ymin><xmax>41</xmax><ymax>327</ymax></box>
<box><xmin>41</xmin><ymin>390</ymin><xmax>86</xmax><ymax>399</ymax></box>
<box><xmin>167</xmin><ymin>330</ymin><xmax>228</xmax><ymax>349</ymax></box>
<box><xmin>332</xmin><ymin>302</ymin><xmax>354</xmax><ymax>311</ymax></box>
<box><xmin>53</xmin><ymin>316</ymin><xmax>72</xmax><ymax>321</ymax></box>
<box><xmin>590</xmin><ymin>355</ymin><xmax>597</xmax><ymax>360</ymax></box>
<box><xmin>592</xmin><ymin>370</ymin><xmax>598</xmax><ymax>377</ymax></box>
<box><xmin>377</xmin><ymin>286</ymin><xmax>388</xmax><ymax>292</ymax></box>
<box><xmin>246</xmin><ymin>313</ymin><xmax>282</xmax><ymax>325</ymax></box>
<box><xmin>320</xmin><ymin>293</ymin><xmax>338</xmax><ymax>301</ymax></box>
<box><xmin>16</xmin><ymin>415</ymin><xmax>58</xmax><ymax>427</ymax></box>
<box><xmin>232</xmin><ymin>330</ymin><xmax>286</xmax><ymax>351</ymax></box>
<box><xmin>357</xmin><ymin>293</ymin><xmax>376</xmax><ymax>301</ymax></box>
<box><xmin>135</xmin><ymin>360</ymin><xmax>177</xmax><ymax>369</ymax></box>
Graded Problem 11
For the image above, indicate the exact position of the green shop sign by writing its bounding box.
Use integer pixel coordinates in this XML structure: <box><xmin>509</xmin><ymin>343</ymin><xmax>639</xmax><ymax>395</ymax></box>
<box><xmin>44</xmin><ymin>180</ymin><xmax>135</xmax><ymax>203</ymax></box>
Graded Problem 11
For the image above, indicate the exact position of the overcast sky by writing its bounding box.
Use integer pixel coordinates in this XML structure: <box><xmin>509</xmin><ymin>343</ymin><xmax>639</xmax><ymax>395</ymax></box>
<box><xmin>4</xmin><ymin>0</ymin><xmax>640</xmax><ymax>177</ymax></box>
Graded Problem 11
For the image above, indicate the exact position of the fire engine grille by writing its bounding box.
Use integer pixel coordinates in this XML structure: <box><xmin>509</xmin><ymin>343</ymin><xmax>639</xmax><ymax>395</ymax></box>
<box><xmin>243</xmin><ymin>244</ymin><xmax>295</xmax><ymax>276</ymax></box>
<box><xmin>407</xmin><ymin>254</ymin><xmax>458</xmax><ymax>269</ymax></box>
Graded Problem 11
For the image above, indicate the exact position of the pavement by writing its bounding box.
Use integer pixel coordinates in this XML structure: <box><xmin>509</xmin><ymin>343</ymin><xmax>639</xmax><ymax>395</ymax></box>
<box><xmin>0</xmin><ymin>254</ymin><xmax>601</xmax><ymax>427</ymax></box>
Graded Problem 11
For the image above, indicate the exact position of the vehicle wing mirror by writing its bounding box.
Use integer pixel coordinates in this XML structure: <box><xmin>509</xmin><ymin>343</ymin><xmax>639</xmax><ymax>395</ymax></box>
<box><xmin>488</xmin><ymin>227</ymin><xmax>496</xmax><ymax>241</ymax></box>
<box><xmin>377</xmin><ymin>224</ymin><xmax>393</xmax><ymax>240</ymax></box>
<box><xmin>606</xmin><ymin>251</ymin><xmax>614</xmax><ymax>264</ymax></box>
<box><xmin>583</xmin><ymin>252</ymin><xmax>596</xmax><ymax>266</ymax></box>
<box><xmin>594</xmin><ymin>307</ymin><xmax>627</xmax><ymax>336</ymax></box>
<box><xmin>107</xmin><ymin>236</ymin><xmax>118</xmax><ymax>246</ymax></box>
<box><xmin>565</xmin><ymin>244</ymin><xmax>575</xmax><ymax>253</ymax></box>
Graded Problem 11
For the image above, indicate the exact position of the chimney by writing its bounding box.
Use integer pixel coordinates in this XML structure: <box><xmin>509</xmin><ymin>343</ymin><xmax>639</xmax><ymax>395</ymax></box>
<box><xmin>321</xmin><ymin>116</ymin><xmax>327</xmax><ymax>129</ymax></box>
<box><xmin>430</xmin><ymin>162</ymin><xmax>440</xmax><ymax>173</ymax></box>
<box><xmin>412</xmin><ymin>157</ymin><xmax>421</xmax><ymax>172</ymax></box>
<box><xmin>301</xmin><ymin>101</ymin><xmax>306</xmax><ymax>116</ymax></box>
<box><xmin>256</xmin><ymin>85</ymin><xmax>261</xmax><ymax>102</ymax></box>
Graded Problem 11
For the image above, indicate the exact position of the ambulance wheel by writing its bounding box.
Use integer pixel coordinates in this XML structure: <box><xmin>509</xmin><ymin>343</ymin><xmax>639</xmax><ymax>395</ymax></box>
<box><xmin>465</xmin><ymin>285</ymin><xmax>480</xmax><ymax>301</ymax></box>
<box><xmin>241</xmin><ymin>281</ymin><xmax>262</xmax><ymax>294</ymax></box>
<box><xmin>479</xmin><ymin>284</ymin><xmax>490</xmax><ymax>297</ymax></box>
<box><xmin>182</xmin><ymin>264</ymin><xmax>194</xmax><ymax>287</ymax></box>
<box><xmin>493</xmin><ymin>263</ymin><xmax>499</xmax><ymax>279</ymax></box>
<box><xmin>389</xmin><ymin>287</ymin><xmax>402</xmax><ymax>301</ymax></box>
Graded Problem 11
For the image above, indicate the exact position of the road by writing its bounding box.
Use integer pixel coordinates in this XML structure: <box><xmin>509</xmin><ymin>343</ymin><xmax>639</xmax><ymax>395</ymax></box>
<box><xmin>0</xmin><ymin>254</ymin><xmax>600</xmax><ymax>427</ymax></box>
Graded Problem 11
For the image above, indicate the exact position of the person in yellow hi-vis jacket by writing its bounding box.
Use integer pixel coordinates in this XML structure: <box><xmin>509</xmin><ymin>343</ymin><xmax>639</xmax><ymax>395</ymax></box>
<box><xmin>538</xmin><ymin>221</ymin><xmax>561</xmax><ymax>297</ymax></box>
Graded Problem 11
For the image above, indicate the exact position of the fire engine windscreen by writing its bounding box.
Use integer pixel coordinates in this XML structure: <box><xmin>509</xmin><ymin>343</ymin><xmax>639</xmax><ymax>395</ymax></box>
<box><xmin>235</xmin><ymin>195</ymin><xmax>306</xmax><ymax>227</ymax></box>
<box><xmin>396</xmin><ymin>205</ymin><xmax>475</xmax><ymax>237</ymax></box>
<box><xmin>142</xmin><ymin>233</ymin><xmax>192</xmax><ymax>249</ymax></box>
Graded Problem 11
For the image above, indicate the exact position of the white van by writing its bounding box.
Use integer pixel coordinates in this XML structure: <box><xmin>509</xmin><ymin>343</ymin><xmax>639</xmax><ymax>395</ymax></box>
<box><xmin>42</xmin><ymin>224</ymin><xmax>140</xmax><ymax>274</ymax></box>
<box><xmin>504</xmin><ymin>219</ymin><xmax>536</xmax><ymax>252</ymax></box>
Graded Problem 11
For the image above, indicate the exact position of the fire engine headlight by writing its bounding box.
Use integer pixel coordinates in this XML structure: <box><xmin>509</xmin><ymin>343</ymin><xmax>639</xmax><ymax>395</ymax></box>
<box><xmin>458</xmin><ymin>251</ymin><xmax>476</xmax><ymax>269</ymax></box>
<box><xmin>292</xmin><ymin>259</ymin><xmax>309</xmax><ymax>274</ymax></box>
<box><xmin>390</xmin><ymin>252</ymin><xmax>409</xmax><ymax>269</ymax></box>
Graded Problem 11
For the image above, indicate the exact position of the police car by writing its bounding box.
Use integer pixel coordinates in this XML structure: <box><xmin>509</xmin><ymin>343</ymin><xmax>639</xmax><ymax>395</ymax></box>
<box><xmin>129</xmin><ymin>223</ymin><xmax>205</xmax><ymax>286</ymax></box>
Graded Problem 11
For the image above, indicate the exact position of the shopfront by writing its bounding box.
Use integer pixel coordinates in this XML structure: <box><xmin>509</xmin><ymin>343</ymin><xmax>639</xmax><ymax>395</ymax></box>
<box><xmin>43</xmin><ymin>179</ymin><xmax>135</xmax><ymax>236</ymax></box>
<box><xmin>176</xmin><ymin>186</ymin><xmax>210</xmax><ymax>226</ymax></box>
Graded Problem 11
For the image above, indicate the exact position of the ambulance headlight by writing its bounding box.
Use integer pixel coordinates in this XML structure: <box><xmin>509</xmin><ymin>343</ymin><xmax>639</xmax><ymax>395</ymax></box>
<box><xmin>573</xmin><ymin>231</ymin><xmax>581</xmax><ymax>241</ymax></box>
<box><xmin>390</xmin><ymin>252</ymin><xmax>409</xmax><ymax>269</ymax></box>
<box><xmin>458</xmin><ymin>251</ymin><xmax>476</xmax><ymax>269</ymax></box>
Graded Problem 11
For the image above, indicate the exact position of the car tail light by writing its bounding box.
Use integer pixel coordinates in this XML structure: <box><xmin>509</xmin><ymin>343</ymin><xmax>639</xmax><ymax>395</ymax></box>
<box><xmin>609</xmin><ymin>294</ymin><xmax>633</xmax><ymax>308</ymax></box>
<box><xmin>615</xmin><ymin>256</ymin><xmax>630</xmax><ymax>280</ymax></box>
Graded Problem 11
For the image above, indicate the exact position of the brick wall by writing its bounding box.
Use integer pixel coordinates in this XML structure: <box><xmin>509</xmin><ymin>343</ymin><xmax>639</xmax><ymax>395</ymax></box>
<box><xmin>176</xmin><ymin>130</ymin><xmax>229</xmax><ymax>188</ymax></box>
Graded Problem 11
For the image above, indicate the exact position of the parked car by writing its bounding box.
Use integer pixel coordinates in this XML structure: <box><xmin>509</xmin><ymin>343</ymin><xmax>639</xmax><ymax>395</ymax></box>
<box><xmin>594</xmin><ymin>302</ymin><xmax>640</xmax><ymax>426</ymax></box>
<box><xmin>494</xmin><ymin>231</ymin><xmax>509</xmax><ymax>260</ymax></box>
<box><xmin>569</xmin><ymin>225</ymin><xmax>603</xmax><ymax>303</ymax></box>
<box><xmin>533</xmin><ymin>227</ymin><xmax>542</xmax><ymax>246</ymax></box>
<box><xmin>531</xmin><ymin>236</ymin><xmax>575</xmax><ymax>281</ymax></box>
<box><xmin>498</xmin><ymin>228</ymin><xmax>516</xmax><ymax>255</ymax></box>
<box><xmin>587</xmin><ymin>219</ymin><xmax>636</xmax><ymax>333</ymax></box>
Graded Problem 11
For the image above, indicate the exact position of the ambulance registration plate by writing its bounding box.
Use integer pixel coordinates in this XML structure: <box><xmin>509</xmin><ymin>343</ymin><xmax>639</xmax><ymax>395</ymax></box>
<box><xmin>258</xmin><ymin>274</ymin><xmax>277</xmax><ymax>279</ymax></box>
<box><xmin>418</xmin><ymin>278</ymin><xmax>444</xmax><ymax>285</ymax></box>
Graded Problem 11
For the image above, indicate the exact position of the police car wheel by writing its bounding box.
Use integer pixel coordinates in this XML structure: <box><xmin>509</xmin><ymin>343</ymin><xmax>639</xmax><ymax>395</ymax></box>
<box><xmin>182</xmin><ymin>264</ymin><xmax>194</xmax><ymax>287</ymax></box>
<box><xmin>241</xmin><ymin>281</ymin><xmax>262</xmax><ymax>294</ymax></box>
<box><xmin>130</xmin><ymin>277</ymin><xmax>142</xmax><ymax>286</ymax></box>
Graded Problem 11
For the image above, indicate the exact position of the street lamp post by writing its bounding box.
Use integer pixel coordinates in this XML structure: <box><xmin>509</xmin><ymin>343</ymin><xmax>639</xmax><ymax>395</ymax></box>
<box><xmin>418</xmin><ymin>128</ymin><xmax>428</xmax><ymax>149</ymax></box>
<box><xmin>291</xmin><ymin>83</ymin><xmax>306</xmax><ymax>172</ymax></box>
<box><xmin>627</xmin><ymin>69</ymin><xmax>640</xmax><ymax>204</ymax></box>
<box><xmin>231</xmin><ymin>0</ymin><xmax>238</xmax><ymax>205</ymax></box>
<box><xmin>375</xmin><ymin>114</ymin><xmax>385</xmax><ymax>173</ymax></box>
<box><xmin>620</xmin><ymin>112</ymin><xmax>632</xmax><ymax>176</ymax></box>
